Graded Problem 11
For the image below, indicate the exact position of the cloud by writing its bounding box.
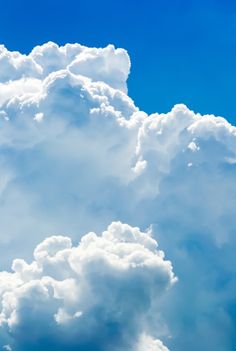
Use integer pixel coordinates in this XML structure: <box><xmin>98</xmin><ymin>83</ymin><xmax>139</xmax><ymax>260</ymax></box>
<box><xmin>0</xmin><ymin>53</ymin><xmax>137</xmax><ymax>265</ymax></box>
<box><xmin>0</xmin><ymin>222</ymin><xmax>175</xmax><ymax>351</ymax></box>
<box><xmin>0</xmin><ymin>42</ymin><xmax>130</xmax><ymax>92</ymax></box>
<box><xmin>0</xmin><ymin>42</ymin><xmax>236</xmax><ymax>350</ymax></box>
<box><xmin>137</xmin><ymin>334</ymin><xmax>169</xmax><ymax>351</ymax></box>
<box><xmin>132</xmin><ymin>105</ymin><xmax>236</xmax><ymax>350</ymax></box>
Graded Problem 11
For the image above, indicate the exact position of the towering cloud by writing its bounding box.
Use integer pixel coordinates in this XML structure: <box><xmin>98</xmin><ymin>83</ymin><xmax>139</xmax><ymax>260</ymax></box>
<box><xmin>0</xmin><ymin>42</ymin><xmax>235</xmax><ymax>350</ymax></box>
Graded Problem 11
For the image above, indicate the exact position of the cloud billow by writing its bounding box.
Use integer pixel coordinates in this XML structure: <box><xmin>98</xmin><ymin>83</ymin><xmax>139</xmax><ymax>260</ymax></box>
<box><xmin>0</xmin><ymin>222</ymin><xmax>175</xmax><ymax>351</ymax></box>
<box><xmin>0</xmin><ymin>42</ymin><xmax>236</xmax><ymax>350</ymax></box>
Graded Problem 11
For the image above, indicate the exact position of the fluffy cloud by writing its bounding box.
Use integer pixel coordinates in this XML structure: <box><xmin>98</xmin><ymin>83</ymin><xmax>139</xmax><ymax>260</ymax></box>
<box><xmin>0</xmin><ymin>42</ymin><xmax>130</xmax><ymax>92</ymax></box>
<box><xmin>0</xmin><ymin>222</ymin><xmax>175</xmax><ymax>351</ymax></box>
<box><xmin>0</xmin><ymin>45</ymin><xmax>137</xmax><ymax>265</ymax></box>
<box><xmin>0</xmin><ymin>42</ymin><xmax>236</xmax><ymax>350</ymax></box>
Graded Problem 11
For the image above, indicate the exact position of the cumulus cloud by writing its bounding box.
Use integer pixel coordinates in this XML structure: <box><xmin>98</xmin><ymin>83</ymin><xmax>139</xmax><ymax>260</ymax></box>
<box><xmin>0</xmin><ymin>222</ymin><xmax>175</xmax><ymax>351</ymax></box>
<box><xmin>0</xmin><ymin>42</ymin><xmax>236</xmax><ymax>350</ymax></box>
<box><xmin>0</xmin><ymin>42</ymin><xmax>130</xmax><ymax>92</ymax></box>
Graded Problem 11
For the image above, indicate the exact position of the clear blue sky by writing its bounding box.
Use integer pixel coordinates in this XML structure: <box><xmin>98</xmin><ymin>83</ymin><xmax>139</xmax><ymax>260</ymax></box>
<box><xmin>1</xmin><ymin>0</ymin><xmax>236</xmax><ymax>123</ymax></box>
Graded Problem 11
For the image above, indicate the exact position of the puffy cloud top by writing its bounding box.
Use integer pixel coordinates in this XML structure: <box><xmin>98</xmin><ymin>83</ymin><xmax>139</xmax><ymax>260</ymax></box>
<box><xmin>0</xmin><ymin>222</ymin><xmax>175</xmax><ymax>351</ymax></box>
<box><xmin>0</xmin><ymin>42</ymin><xmax>130</xmax><ymax>93</ymax></box>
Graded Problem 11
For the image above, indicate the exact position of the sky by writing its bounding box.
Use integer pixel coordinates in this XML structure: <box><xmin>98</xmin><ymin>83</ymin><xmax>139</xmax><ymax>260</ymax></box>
<box><xmin>0</xmin><ymin>2</ymin><xmax>236</xmax><ymax>351</ymax></box>
<box><xmin>1</xmin><ymin>0</ymin><xmax>236</xmax><ymax>121</ymax></box>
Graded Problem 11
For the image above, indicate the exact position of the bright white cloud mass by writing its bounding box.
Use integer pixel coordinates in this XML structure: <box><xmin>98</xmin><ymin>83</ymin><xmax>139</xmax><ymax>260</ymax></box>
<box><xmin>0</xmin><ymin>42</ymin><xmax>235</xmax><ymax>350</ymax></box>
<box><xmin>0</xmin><ymin>222</ymin><xmax>175</xmax><ymax>351</ymax></box>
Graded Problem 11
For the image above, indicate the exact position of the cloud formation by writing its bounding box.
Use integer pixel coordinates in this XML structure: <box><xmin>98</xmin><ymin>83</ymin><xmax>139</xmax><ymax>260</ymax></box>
<box><xmin>0</xmin><ymin>42</ymin><xmax>236</xmax><ymax>350</ymax></box>
<box><xmin>0</xmin><ymin>222</ymin><xmax>175</xmax><ymax>351</ymax></box>
<box><xmin>0</xmin><ymin>42</ymin><xmax>130</xmax><ymax>92</ymax></box>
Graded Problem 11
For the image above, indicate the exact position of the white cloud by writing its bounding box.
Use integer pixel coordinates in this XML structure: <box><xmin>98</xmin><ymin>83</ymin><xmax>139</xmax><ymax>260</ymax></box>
<box><xmin>0</xmin><ymin>222</ymin><xmax>175</xmax><ymax>351</ymax></box>
<box><xmin>0</xmin><ymin>42</ymin><xmax>130</xmax><ymax>92</ymax></box>
<box><xmin>137</xmin><ymin>334</ymin><xmax>169</xmax><ymax>351</ymax></box>
<box><xmin>0</xmin><ymin>42</ymin><xmax>235</xmax><ymax>350</ymax></box>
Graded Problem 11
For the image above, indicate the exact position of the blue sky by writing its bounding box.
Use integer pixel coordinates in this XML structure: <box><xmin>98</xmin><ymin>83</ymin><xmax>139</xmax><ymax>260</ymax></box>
<box><xmin>1</xmin><ymin>0</ymin><xmax>236</xmax><ymax>122</ymax></box>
